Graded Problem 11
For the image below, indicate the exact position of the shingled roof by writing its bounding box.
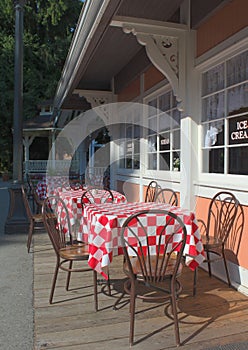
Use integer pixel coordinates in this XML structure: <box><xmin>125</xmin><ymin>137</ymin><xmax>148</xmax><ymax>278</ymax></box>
<box><xmin>23</xmin><ymin>114</ymin><xmax>55</xmax><ymax>131</ymax></box>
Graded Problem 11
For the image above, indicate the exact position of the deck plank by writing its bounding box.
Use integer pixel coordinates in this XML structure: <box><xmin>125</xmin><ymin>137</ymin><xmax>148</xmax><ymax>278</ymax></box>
<box><xmin>33</xmin><ymin>231</ymin><xmax>248</xmax><ymax>350</ymax></box>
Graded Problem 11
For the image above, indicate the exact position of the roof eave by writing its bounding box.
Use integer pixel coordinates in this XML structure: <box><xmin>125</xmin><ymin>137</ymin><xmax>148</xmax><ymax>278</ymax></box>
<box><xmin>53</xmin><ymin>0</ymin><xmax>117</xmax><ymax>111</ymax></box>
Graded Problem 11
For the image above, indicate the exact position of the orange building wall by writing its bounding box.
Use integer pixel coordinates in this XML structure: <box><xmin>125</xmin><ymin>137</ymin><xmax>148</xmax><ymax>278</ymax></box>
<box><xmin>144</xmin><ymin>65</ymin><xmax>165</xmax><ymax>91</ymax></box>
<box><xmin>195</xmin><ymin>196</ymin><xmax>248</xmax><ymax>270</ymax></box>
<box><xmin>116</xmin><ymin>180</ymin><xmax>140</xmax><ymax>202</ymax></box>
<box><xmin>197</xmin><ymin>0</ymin><xmax>248</xmax><ymax>57</ymax></box>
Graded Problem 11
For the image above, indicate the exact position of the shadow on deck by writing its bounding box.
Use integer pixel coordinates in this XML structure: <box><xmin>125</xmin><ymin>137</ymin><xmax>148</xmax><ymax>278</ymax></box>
<box><xmin>32</xmin><ymin>231</ymin><xmax>248</xmax><ymax>350</ymax></box>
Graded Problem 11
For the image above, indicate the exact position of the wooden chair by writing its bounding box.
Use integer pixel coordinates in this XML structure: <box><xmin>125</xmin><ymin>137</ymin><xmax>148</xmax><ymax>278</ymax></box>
<box><xmin>42</xmin><ymin>196</ymin><xmax>98</xmax><ymax>310</ymax></box>
<box><xmin>193</xmin><ymin>191</ymin><xmax>240</xmax><ymax>296</ymax></box>
<box><xmin>81</xmin><ymin>187</ymin><xmax>114</xmax><ymax>207</ymax></box>
<box><xmin>144</xmin><ymin>180</ymin><xmax>160</xmax><ymax>202</ymax></box>
<box><xmin>155</xmin><ymin>188</ymin><xmax>178</xmax><ymax>206</ymax></box>
<box><xmin>32</xmin><ymin>187</ymin><xmax>44</xmax><ymax>214</ymax></box>
<box><xmin>21</xmin><ymin>185</ymin><xmax>44</xmax><ymax>253</ymax></box>
<box><xmin>26</xmin><ymin>173</ymin><xmax>35</xmax><ymax>211</ymax></box>
<box><xmin>120</xmin><ymin>209</ymin><xmax>187</xmax><ymax>347</ymax></box>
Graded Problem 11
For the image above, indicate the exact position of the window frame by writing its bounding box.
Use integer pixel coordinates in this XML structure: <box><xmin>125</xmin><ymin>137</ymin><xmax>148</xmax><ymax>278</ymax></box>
<box><xmin>196</xmin><ymin>33</ymin><xmax>248</xmax><ymax>194</ymax></box>
<box><xmin>200</xmin><ymin>49</ymin><xmax>248</xmax><ymax>176</ymax></box>
<box><xmin>144</xmin><ymin>86</ymin><xmax>182</xmax><ymax>174</ymax></box>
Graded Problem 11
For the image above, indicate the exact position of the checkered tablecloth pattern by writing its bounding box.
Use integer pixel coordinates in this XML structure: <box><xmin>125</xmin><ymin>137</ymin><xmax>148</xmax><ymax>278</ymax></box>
<box><xmin>36</xmin><ymin>176</ymin><xmax>69</xmax><ymax>199</ymax></box>
<box><xmin>58</xmin><ymin>189</ymin><xmax>127</xmax><ymax>229</ymax></box>
<box><xmin>80</xmin><ymin>202</ymin><xmax>205</xmax><ymax>279</ymax></box>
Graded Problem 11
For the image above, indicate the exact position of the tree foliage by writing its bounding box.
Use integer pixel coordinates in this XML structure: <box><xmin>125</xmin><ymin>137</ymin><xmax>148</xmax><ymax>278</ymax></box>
<box><xmin>0</xmin><ymin>0</ymin><xmax>83</xmax><ymax>172</ymax></box>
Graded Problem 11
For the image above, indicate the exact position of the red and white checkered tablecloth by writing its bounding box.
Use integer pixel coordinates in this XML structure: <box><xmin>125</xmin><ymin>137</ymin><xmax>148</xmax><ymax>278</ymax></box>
<box><xmin>80</xmin><ymin>202</ymin><xmax>206</xmax><ymax>279</ymax></box>
<box><xmin>58</xmin><ymin>189</ymin><xmax>127</xmax><ymax>229</ymax></box>
<box><xmin>36</xmin><ymin>176</ymin><xmax>70</xmax><ymax>199</ymax></box>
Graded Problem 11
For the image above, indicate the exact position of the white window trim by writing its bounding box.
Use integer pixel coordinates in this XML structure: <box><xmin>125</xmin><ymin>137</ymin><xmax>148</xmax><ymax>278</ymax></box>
<box><xmin>143</xmin><ymin>85</ymin><xmax>181</xmax><ymax>179</ymax></box>
<box><xmin>195</xmin><ymin>30</ymin><xmax>248</xmax><ymax>203</ymax></box>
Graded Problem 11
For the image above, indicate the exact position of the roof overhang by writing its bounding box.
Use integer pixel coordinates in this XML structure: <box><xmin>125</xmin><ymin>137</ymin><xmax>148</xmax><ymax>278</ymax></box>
<box><xmin>53</xmin><ymin>0</ymin><xmax>232</xmax><ymax>112</ymax></box>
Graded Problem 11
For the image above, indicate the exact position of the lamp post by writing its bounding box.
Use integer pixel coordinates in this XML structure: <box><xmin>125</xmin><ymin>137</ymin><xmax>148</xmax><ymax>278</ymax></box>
<box><xmin>13</xmin><ymin>0</ymin><xmax>25</xmax><ymax>182</ymax></box>
<box><xmin>4</xmin><ymin>0</ymin><xmax>29</xmax><ymax>234</ymax></box>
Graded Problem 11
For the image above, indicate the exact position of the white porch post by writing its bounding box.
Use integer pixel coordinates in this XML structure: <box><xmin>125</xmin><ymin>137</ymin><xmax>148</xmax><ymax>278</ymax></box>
<box><xmin>51</xmin><ymin>129</ymin><xmax>56</xmax><ymax>170</ymax></box>
<box><xmin>180</xmin><ymin>117</ymin><xmax>198</xmax><ymax>211</ymax></box>
<box><xmin>23</xmin><ymin>135</ymin><xmax>34</xmax><ymax>177</ymax></box>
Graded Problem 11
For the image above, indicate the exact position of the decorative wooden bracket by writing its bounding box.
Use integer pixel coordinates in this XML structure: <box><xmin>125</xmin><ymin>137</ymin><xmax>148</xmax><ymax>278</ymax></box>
<box><xmin>111</xmin><ymin>17</ymin><xmax>189</xmax><ymax>111</ymax></box>
<box><xmin>74</xmin><ymin>89</ymin><xmax>113</xmax><ymax>122</ymax></box>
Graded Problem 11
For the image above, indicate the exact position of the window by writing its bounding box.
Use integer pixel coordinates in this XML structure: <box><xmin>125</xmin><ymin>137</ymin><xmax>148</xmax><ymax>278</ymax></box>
<box><xmin>147</xmin><ymin>90</ymin><xmax>181</xmax><ymax>172</ymax></box>
<box><xmin>119</xmin><ymin>111</ymin><xmax>141</xmax><ymax>170</ymax></box>
<box><xmin>201</xmin><ymin>50</ymin><xmax>248</xmax><ymax>175</ymax></box>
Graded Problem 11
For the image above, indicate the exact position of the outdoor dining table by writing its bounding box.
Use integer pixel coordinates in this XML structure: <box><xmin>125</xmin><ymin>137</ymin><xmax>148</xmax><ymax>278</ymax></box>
<box><xmin>79</xmin><ymin>201</ymin><xmax>206</xmax><ymax>279</ymax></box>
<box><xmin>36</xmin><ymin>176</ymin><xmax>69</xmax><ymax>199</ymax></box>
<box><xmin>57</xmin><ymin>188</ymin><xmax>127</xmax><ymax>230</ymax></box>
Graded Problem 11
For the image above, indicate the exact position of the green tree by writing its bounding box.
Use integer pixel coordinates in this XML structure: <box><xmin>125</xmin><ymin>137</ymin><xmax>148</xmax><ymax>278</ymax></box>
<box><xmin>0</xmin><ymin>0</ymin><xmax>83</xmax><ymax>173</ymax></box>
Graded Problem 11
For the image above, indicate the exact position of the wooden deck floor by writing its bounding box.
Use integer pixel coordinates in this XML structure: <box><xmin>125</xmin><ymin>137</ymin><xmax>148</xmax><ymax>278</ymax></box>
<box><xmin>33</xmin><ymin>231</ymin><xmax>248</xmax><ymax>350</ymax></box>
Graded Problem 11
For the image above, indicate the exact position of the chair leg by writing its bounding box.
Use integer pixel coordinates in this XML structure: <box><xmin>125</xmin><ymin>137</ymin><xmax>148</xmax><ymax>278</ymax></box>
<box><xmin>222</xmin><ymin>252</ymin><xmax>231</xmax><ymax>287</ymax></box>
<box><xmin>171</xmin><ymin>284</ymin><xmax>181</xmax><ymax>346</ymax></box>
<box><xmin>193</xmin><ymin>267</ymin><xmax>198</xmax><ymax>296</ymax></box>
<box><xmin>27</xmin><ymin>221</ymin><xmax>34</xmax><ymax>253</ymax></box>
<box><xmin>206</xmin><ymin>251</ymin><xmax>212</xmax><ymax>277</ymax></box>
<box><xmin>50</xmin><ymin>260</ymin><xmax>60</xmax><ymax>304</ymax></box>
<box><xmin>107</xmin><ymin>268</ymin><xmax>111</xmax><ymax>295</ymax></box>
<box><xmin>129</xmin><ymin>282</ymin><xmax>136</xmax><ymax>346</ymax></box>
<box><xmin>66</xmin><ymin>261</ymin><xmax>73</xmax><ymax>291</ymax></box>
<box><xmin>93</xmin><ymin>270</ymin><xmax>98</xmax><ymax>311</ymax></box>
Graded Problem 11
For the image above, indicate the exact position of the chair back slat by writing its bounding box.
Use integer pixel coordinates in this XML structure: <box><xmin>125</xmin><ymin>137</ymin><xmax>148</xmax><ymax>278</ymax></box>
<box><xmin>207</xmin><ymin>191</ymin><xmax>239</xmax><ymax>244</ymax></box>
<box><xmin>155</xmin><ymin>188</ymin><xmax>178</xmax><ymax>206</ymax></box>
<box><xmin>42</xmin><ymin>196</ymin><xmax>73</xmax><ymax>255</ymax></box>
<box><xmin>81</xmin><ymin>188</ymin><xmax>114</xmax><ymax>207</ymax></box>
<box><xmin>145</xmin><ymin>181</ymin><xmax>161</xmax><ymax>202</ymax></box>
<box><xmin>121</xmin><ymin>209</ymin><xmax>187</xmax><ymax>284</ymax></box>
<box><xmin>21</xmin><ymin>185</ymin><xmax>33</xmax><ymax>222</ymax></box>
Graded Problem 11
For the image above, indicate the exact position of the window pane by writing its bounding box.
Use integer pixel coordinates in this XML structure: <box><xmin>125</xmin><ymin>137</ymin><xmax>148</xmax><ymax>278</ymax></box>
<box><xmin>119</xmin><ymin>141</ymin><xmax>125</xmax><ymax>156</ymax></box>
<box><xmin>202</xmin><ymin>148</ymin><xmax>224</xmax><ymax>173</ymax></box>
<box><xmin>126</xmin><ymin>158</ymin><xmax>132</xmax><ymax>169</ymax></box>
<box><xmin>172</xmin><ymin>109</ymin><xmax>181</xmax><ymax>127</ymax></box>
<box><xmin>173</xmin><ymin>130</ymin><xmax>180</xmax><ymax>149</ymax></box>
<box><xmin>227</xmin><ymin>83</ymin><xmax>248</xmax><ymax>115</ymax></box>
<box><xmin>159</xmin><ymin>152</ymin><xmax>170</xmax><ymax>170</ymax></box>
<box><xmin>148</xmin><ymin>117</ymin><xmax>157</xmax><ymax>135</ymax></box>
<box><xmin>172</xmin><ymin>95</ymin><xmax>177</xmax><ymax>108</ymax></box>
<box><xmin>229</xmin><ymin>115</ymin><xmax>248</xmax><ymax>145</ymax></box>
<box><xmin>202</xmin><ymin>63</ymin><xmax>224</xmax><ymax>95</ymax></box>
<box><xmin>227</xmin><ymin>51</ymin><xmax>248</xmax><ymax>86</ymax></box>
<box><xmin>134</xmin><ymin>125</ymin><xmax>140</xmax><ymax>138</ymax></box>
<box><xmin>159</xmin><ymin>133</ymin><xmax>170</xmax><ymax>151</ymax></box>
<box><xmin>126</xmin><ymin>125</ymin><xmax>132</xmax><ymax>138</ymax></box>
<box><xmin>229</xmin><ymin>146</ymin><xmax>248</xmax><ymax>175</ymax></box>
<box><xmin>202</xmin><ymin>92</ymin><xmax>225</xmax><ymax>122</ymax></box>
<box><xmin>148</xmin><ymin>153</ymin><xmax>157</xmax><ymax>170</ymax></box>
<box><xmin>203</xmin><ymin>121</ymin><xmax>224</xmax><ymax>147</ymax></box>
<box><xmin>134</xmin><ymin>139</ymin><xmax>140</xmax><ymax>153</ymax></box>
<box><xmin>148</xmin><ymin>135</ymin><xmax>157</xmax><ymax>152</ymax></box>
<box><xmin>159</xmin><ymin>112</ymin><xmax>170</xmax><ymax>132</ymax></box>
<box><xmin>133</xmin><ymin>154</ymin><xmax>140</xmax><ymax>169</ymax></box>
<box><xmin>173</xmin><ymin>152</ymin><xmax>180</xmax><ymax>171</ymax></box>
<box><xmin>148</xmin><ymin>99</ymin><xmax>157</xmax><ymax>116</ymax></box>
<box><xmin>119</xmin><ymin>158</ymin><xmax>125</xmax><ymax>168</ymax></box>
<box><xmin>126</xmin><ymin>141</ymin><xmax>133</xmax><ymax>154</ymax></box>
<box><xmin>159</xmin><ymin>92</ymin><xmax>170</xmax><ymax>111</ymax></box>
